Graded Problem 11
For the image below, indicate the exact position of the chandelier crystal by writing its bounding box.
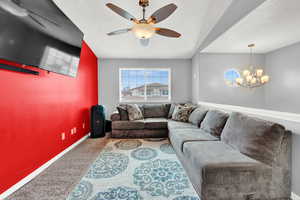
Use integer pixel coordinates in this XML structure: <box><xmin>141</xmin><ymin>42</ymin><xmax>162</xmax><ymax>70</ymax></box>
<box><xmin>235</xmin><ymin>44</ymin><xmax>270</xmax><ymax>88</ymax></box>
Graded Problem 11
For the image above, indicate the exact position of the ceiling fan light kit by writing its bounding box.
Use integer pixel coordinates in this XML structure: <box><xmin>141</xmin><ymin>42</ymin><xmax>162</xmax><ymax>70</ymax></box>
<box><xmin>106</xmin><ymin>0</ymin><xmax>181</xmax><ymax>46</ymax></box>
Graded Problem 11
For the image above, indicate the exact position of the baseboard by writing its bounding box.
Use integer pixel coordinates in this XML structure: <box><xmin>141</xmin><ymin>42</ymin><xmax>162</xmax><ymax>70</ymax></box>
<box><xmin>0</xmin><ymin>133</ymin><xmax>90</xmax><ymax>199</ymax></box>
<box><xmin>292</xmin><ymin>192</ymin><xmax>300</xmax><ymax>200</ymax></box>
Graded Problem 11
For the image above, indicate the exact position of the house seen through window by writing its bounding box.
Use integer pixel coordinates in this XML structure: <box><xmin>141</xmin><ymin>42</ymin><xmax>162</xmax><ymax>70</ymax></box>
<box><xmin>120</xmin><ymin>68</ymin><xmax>171</xmax><ymax>102</ymax></box>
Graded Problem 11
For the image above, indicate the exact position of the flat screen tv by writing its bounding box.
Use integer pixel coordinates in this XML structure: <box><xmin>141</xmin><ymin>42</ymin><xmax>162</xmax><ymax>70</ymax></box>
<box><xmin>0</xmin><ymin>0</ymin><xmax>83</xmax><ymax>77</ymax></box>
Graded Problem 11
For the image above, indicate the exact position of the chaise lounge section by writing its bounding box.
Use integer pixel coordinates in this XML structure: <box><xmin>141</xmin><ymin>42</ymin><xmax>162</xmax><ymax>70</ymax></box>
<box><xmin>110</xmin><ymin>104</ymin><xmax>291</xmax><ymax>200</ymax></box>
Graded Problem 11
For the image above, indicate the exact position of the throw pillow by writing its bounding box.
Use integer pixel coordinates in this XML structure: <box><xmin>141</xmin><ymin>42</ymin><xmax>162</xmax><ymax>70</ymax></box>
<box><xmin>168</xmin><ymin>103</ymin><xmax>176</xmax><ymax>118</ymax></box>
<box><xmin>188</xmin><ymin>106</ymin><xmax>208</xmax><ymax>127</ymax></box>
<box><xmin>200</xmin><ymin>110</ymin><xmax>229</xmax><ymax>137</ymax></box>
<box><xmin>117</xmin><ymin>104</ymin><xmax>129</xmax><ymax>121</ymax></box>
<box><xmin>172</xmin><ymin>105</ymin><xmax>194</xmax><ymax>122</ymax></box>
<box><xmin>126</xmin><ymin>104</ymin><xmax>144</xmax><ymax>121</ymax></box>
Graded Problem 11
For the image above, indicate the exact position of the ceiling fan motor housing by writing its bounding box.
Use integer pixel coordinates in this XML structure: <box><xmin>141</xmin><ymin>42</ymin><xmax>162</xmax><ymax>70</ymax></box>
<box><xmin>139</xmin><ymin>0</ymin><xmax>149</xmax><ymax>7</ymax></box>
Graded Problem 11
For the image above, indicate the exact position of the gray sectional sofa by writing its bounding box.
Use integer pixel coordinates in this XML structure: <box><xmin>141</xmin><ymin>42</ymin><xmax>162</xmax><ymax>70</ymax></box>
<box><xmin>110</xmin><ymin>104</ymin><xmax>291</xmax><ymax>200</ymax></box>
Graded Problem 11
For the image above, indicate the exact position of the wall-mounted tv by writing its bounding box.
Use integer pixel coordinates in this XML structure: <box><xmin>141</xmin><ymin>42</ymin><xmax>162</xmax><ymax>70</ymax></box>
<box><xmin>0</xmin><ymin>0</ymin><xmax>83</xmax><ymax>77</ymax></box>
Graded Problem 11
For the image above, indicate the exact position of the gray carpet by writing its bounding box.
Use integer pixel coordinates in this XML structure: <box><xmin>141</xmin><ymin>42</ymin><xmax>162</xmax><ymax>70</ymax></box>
<box><xmin>6</xmin><ymin>137</ymin><xmax>108</xmax><ymax>200</ymax></box>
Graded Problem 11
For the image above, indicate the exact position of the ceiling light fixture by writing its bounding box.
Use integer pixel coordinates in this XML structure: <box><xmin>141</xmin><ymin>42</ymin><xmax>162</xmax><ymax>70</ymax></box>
<box><xmin>235</xmin><ymin>44</ymin><xmax>270</xmax><ymax>88</ymax></box>
<box><xmin>132</xmin><ymin>23</ymin><xmax>155</xmax><ymax>39</ymax></box>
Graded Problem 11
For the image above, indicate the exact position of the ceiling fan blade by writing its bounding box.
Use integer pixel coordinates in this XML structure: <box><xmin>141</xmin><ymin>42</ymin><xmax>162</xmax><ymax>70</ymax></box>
<box><xmin>107</xmin><ymin>28</ymin><xmax>131</xmax><ymax>36</ymax></box>
<box><xmin>28</xmin><ymin>15</ymin><xmax>46</xmax><ymax>28</ymax></box>
<box><xmin>106</xmin><ymin>3</ymin><xmax>137</xmax><ymax>22</ymax></box>
<box><xmin>155</xmin><ymin>28</ymin><xmax>181</xmax><ymax>38</ymax></box>
<box><xmin>140</xmin><ymin>39</ymin><xmax>150</xmax><ymax>47</ymax></box>
<box><xmin>28</xmin><ymin>10</ymin><xmax>60</xmax><ymax>27</ymax></box>
<box><xmin>149</xmin><ymin>4</ymin><xmax>177</xmax><ymax>24</ymax></box>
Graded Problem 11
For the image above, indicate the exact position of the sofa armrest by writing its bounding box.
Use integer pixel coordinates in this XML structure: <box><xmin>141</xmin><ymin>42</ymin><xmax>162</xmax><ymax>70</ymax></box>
<box><xmin>111</xmin><ymin>111</ymin><xmax>121</xmax><ymax>121</ymax></box>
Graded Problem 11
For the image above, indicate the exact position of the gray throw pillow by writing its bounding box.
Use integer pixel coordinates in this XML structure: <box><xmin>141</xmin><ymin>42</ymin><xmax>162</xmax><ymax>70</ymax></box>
<box><xmin>188</xmin><ymin>106</ymin><xmax>208</xmax><ymax>127</ymax></box>
<box><xmin>117</xmin><ymin>104</ymin><xmax>129</xmax><ymax>121</ymax></box>
<box><xmin>126</xmin><ymin>104</ymin><xmax>144</xmax><ymax>121</ymax></box>
<box><xmin>221</xmin><ymin>112</ymin><xmax>285</xmax><ymax>166</ymax></box>
<box><xmin>168</xmin><ymin>103</ymin><xmax>176</xmax><ymax>118</ymax></box>
<box><xmin>200</xmin><ymin>110</ymin><xmax>229</xmax><ymax>137</ymax></box>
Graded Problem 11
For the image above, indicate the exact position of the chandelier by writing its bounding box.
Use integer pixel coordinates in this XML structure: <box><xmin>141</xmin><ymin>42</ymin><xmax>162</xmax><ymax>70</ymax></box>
<box><xmin>235</xmin><ymin>44</ymin><xmax>270</xmax><ymax>88</ymax></box>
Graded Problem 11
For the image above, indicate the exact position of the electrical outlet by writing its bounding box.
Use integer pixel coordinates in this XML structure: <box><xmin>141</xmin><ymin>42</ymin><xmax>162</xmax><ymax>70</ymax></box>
<box><xmin>74</xmin><ymin>127</ymin><xmax>77</xmax><ymax>133</ymax></box>
<box><xmin>61</xmin><ymin>132</ymin><xmax>65</xmax><ymax>140</ymax></box>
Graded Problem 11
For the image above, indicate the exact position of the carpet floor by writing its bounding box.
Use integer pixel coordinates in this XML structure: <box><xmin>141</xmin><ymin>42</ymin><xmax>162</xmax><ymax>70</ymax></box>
<box><xmin>67</xmin><ymin>138</ymin><xmax>200</xmax><ymax>200</ymax></box>
<box><xmin>6</xmin><ymin>137</ymin><xmax>108</xmax><ymax>200</ymax></box>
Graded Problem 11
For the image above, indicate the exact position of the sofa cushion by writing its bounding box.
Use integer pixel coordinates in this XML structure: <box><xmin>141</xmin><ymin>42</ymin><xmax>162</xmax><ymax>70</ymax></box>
<box><xmin>144</xmin><ymin>118</ymin><xmax>168</xmax><ymax>129</ymax></box>
<box><xmin>168</xmin><ymin>120</ymin><xmax>198</xmax><ymax>130</ymax></box>
<box><xmin>169</xmin><ymin>129</ymin><xmax>218</xmax><ymax>152</ymax></box>
<box><xmin>188</xmin><ymin>106</ymin><xmax>208</xmax><ymax>127</ymax></box>
<box><xmin>143</xmin><ymin>104</ymin><xmax>168</xmax><ymax>118</ymax></box>
<box><xmin>172</xmin><ymin>105</ymin><xmax>195</xmax><ymax>122</ymax></box>
<box><xmin>127</xmin><ymin>104</ymin><xmax>144</xmax><ymax>121</ymax></box>
<box><xmin>112</xmin><ymin>120</ymin><xmax>144</xmax><ymax>130</ymax></box>
<box><xmin>182</xmin><ymin>141</ymin><xmax>271</xmax><ymax>185</ymax></box>
<box><xmin>200</xmin><ymin>110</ymin><xmax>229</xmax><ymax>138</ymax></box>
<box><xmin>221</xmin><ymin>112</ymin><xmax>285</xmax><ymax>166</ymax></box>
<box><xmin>117</xmin><ymin>104</ymin><xmax>129</xmax><ymax>121</ymax></box>
<box><xmin>167</xmin><ymin>103</ymin><xmax>176</xmax><ymax>118</ymax></box>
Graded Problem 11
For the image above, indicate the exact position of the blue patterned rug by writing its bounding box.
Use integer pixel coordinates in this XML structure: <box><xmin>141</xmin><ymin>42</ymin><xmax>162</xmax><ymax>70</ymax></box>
<box><xmin>67</xmin><ymin>138</ymin><xmax>200</xmax><ymax>200</ymax></box>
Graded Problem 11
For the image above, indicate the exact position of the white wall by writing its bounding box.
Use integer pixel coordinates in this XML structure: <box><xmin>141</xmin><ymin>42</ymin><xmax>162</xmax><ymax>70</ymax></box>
<box><xmin>98</xmin><ymin>59</ymin><xmax>192</xmax><ymax>116</ymax></box>
<box><xmin>265</xmin><ymin>42</ymin><xmax>300</xmax><ymax>196</ymax></box>
<box><xmin>192</xmin><ymin>53</ymin><xmax>266</xmax><ymax>108</ymax></box>
<box><xmin>265</xmin><ymin>42</ymin><xmax>300</xmax><ymax>114</ymax></box>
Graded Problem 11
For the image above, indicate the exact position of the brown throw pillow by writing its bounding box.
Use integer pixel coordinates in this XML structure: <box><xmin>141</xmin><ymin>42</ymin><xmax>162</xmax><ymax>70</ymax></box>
<box><xmin>117</xmin><ymin>104</ymin><xmax>129</xmax><ymax>121</ymax></box>
<box><xmin>172</xmin><ymin>105</ymin><xmax>194</xmax><ymax>122</ymax></box>
<box><xmin>126</xmin><ymin>104</ymin><xmax>144</xmax><ymax>121</ymax></box>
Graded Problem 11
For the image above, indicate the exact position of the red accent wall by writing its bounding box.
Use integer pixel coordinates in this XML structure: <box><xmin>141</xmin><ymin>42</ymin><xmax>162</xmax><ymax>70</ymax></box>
<box><xmin>0</xmin><ymin>41</ymin><xmax>98</xmax><ymax>194</ymax></box>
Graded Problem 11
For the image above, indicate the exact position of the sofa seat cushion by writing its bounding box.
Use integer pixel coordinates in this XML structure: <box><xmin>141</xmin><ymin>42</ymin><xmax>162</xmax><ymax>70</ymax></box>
<box><xmin>221</xmin><ymin>112</ymin><xmax>286</xmax><ymax>166</ymax></box>
<box><xmin>168</xmin><ymin>120</ymin><xmax>198</xmax><ymax>130</ymax></box>
<box><xmin>144</xmin><ymin>118</ymin><xmax>168</xmax><ymax>129</ymax></box>
<box><xmin>182</xmin><ymin>141</ymin><xmax>272</xmax><ymax>185</ymax></box>
<box><xmin>169</xmin><ymin>129</ymin><xmax>218</xmax><ymax>152</ymax></box>
<box><xmin>112</xmin><ymin>120</ymin><xmax>144</xmax><ymax>130</ymax></box>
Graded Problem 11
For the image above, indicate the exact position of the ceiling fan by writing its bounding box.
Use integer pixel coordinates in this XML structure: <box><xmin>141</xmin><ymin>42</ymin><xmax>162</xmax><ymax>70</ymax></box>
<box><xmin>0</xmin><ymin>0</ymin><xmax>59</xmax><ymax>29</ymax></box>
<box><xmin>106</xmin><ymin>0</ymin><xmax>181</xmax><ymax>46</ymax></box>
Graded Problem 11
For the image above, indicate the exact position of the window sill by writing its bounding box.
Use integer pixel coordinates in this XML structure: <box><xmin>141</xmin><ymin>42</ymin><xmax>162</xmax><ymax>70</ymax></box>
<box><xmin>119</xmin><ymin>100</ymin><xmax>171</xmax><ymax>104</ymax></box>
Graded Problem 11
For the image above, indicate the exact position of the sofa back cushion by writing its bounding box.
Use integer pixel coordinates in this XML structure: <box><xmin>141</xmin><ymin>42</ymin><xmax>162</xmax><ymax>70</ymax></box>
<box><xmin>200</xmin><ymin>110</ymin><xmax>229</xmax><ymax>137</ymax></box>
<box><xmin>126</xmin><ymin>104</ymin><xmax>144</xmax><ymax>121</ymax></box>
<box><xmin>143</xmin><ymin>104</ymin><xmax>169</xmax><ymax>118</ymax></box>
<box><xmin>221</xmin><ymin>112</ymin><xmax>286</xmax><ymax>166</ymax></box>
<box><xmin>117</xmin><ymin>104</ymin><xmax>129</xmax><ymax>120</ymax></box>
<box><xmin>188</xmin><ymin>106</ymin><xmax>208</xmax><ymax>127</ymax></box>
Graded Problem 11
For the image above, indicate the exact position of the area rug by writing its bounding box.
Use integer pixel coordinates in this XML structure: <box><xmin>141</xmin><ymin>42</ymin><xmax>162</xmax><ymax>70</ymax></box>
<box><xmin>67</xmin><ymin>138</ymin><xmax>200</xmax><ymax>200</ymax></box>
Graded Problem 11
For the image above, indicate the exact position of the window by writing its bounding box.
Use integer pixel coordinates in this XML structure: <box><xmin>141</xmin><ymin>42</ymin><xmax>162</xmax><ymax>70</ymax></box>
<box><xmin>224</xmin><ymin>68</ymin><xmax>240</xmax><ymax>87</ymax></box>
<box><xmin>120</xmin><ymin>68</ymin><xmax>171</xmax><ymax>102</ymax></box>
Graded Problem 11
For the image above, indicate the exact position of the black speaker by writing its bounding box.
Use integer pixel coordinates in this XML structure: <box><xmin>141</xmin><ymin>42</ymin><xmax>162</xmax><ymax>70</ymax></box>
<box><xmin>90</xmin><ymin>105</ymin><xmax>106</xmax><ymax>138</ymax></box>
